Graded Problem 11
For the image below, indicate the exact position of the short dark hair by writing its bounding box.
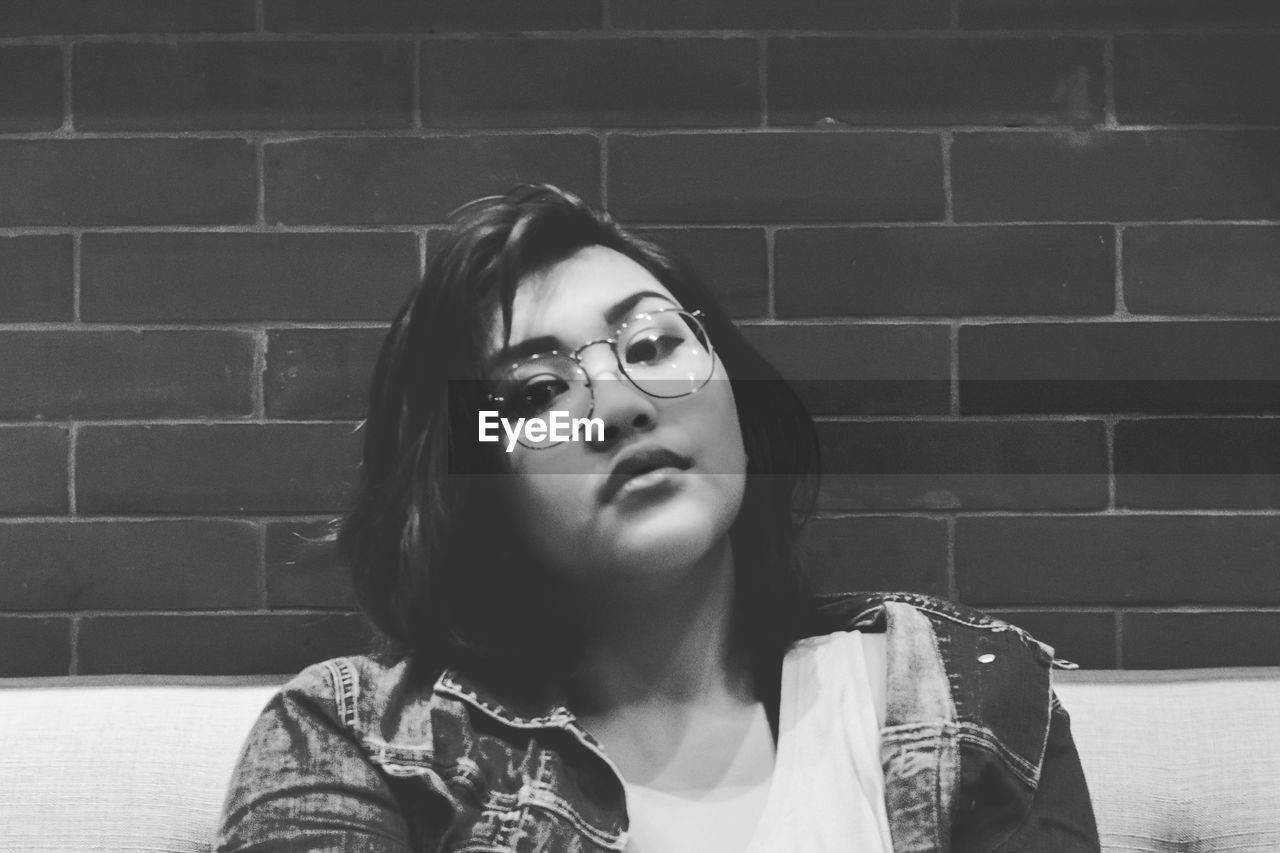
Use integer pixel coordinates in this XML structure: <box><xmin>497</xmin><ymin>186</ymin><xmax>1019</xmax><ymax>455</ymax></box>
<box><xmin>340</xmin><ymin>184</ymin><xmax>819</xmax><ymax>693</ymax></box>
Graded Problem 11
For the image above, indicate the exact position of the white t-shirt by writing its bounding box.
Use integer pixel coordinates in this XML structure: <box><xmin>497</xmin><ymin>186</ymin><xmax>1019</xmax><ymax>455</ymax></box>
<box><xmin>743</xmin><ymin>630</ymin><xmax>892</xmax><ymax>852</ymax></box>
<box><xmin>624</xmin><ymin>631</ymin><xmax>892</xmax><ymax>852</ymax></box>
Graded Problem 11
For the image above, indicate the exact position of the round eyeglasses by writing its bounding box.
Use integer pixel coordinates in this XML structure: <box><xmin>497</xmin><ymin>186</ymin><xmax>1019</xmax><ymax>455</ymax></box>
<box><xmin>486</xmin><ymin>308</ymin><xmax>716</xmax><ymax>449</ymax></box>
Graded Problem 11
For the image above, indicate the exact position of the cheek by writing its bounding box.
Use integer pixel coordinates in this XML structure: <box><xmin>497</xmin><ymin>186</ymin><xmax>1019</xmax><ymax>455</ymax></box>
<box><xmin>505</xmin><ymin>463</ymin><xmax>596</xmax><ymax>553</ymax></box>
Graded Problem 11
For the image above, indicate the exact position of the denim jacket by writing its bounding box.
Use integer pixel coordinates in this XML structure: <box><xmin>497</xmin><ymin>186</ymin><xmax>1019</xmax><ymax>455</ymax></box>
<box><xmin>216</xmin><ymin>592</ymin><xmax>1099</xmax><ymax>852</ymax></box>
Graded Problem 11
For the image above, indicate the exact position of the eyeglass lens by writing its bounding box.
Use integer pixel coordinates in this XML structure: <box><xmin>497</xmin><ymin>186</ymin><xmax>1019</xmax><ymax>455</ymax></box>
<box><xmin>489</xmin><ymin>310</ymin><xmax>714</xmax><ymax>447</ymax></box>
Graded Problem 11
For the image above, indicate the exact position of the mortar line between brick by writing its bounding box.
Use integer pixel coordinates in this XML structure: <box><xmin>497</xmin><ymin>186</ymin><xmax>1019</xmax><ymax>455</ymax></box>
<box><xmin>61</xmin><ymin>40</ymin><xmax>73</xmax><ymax>131</ymax></box>
<box><xmin>0</xmin><ymin>321</ymin><xmax>391</xmax><ymax>332</ymax></box>
<box><xmin>601</xmin><ymin>0</ymin><xmax>613</xmax><ymax>30</ymax></box>
<box><xmin>256</xmin><ymin>521</ymin><xmax>269</xmax><ymax>608</ymax></box>
<box><xmin>255</xmin><ymin>0</ymin><xmax>265</xmax><ymax>32</ymax></box>
<box><xmin>254</xmin><ymin>141</ymin><xmax>266</xmax><ymax>225</ymax></box>
<box><xmin>68</xmin><ymin>616</ymin><xmax>80</xmax><ymax>675</ymax></box>
<box><xmin>28</xmin><ymin>417</ymin><xmax>361</xmax><ymax>427</ymax></box>
<box><xmin>941</xmin><ymin>131</ymin><xmax>954</xmax><ymax>223</ymax></box>
<box><xmin>252</xmin><ymin>330</ymin><xmax>268</xmax><ymax>420</ymax></box>
<box><xmin>1114</xmin><ymin>610</ymin><xmax>1124</xmax><ymax>668</ymax></box>
<box><xmin>763</xmin><ymin>227</ymin><xmax>776</xmax><ymax>319</ymax></box>
<box><xmin>949</xmin><ymin>324</ymin><xmax>960</xmax><ymax>416</ymax></box>
<box><xmin>814</xmin><ymin>508</ymin><xmax>1280</xmax><ymax>519</ymax></box>
<box><xmin>20</xmin><ymin>29</ymin><xmax>1274</xmax><ymax>45</ymax></box>
<box><xmin>0</xmin><ymin>514</ymin><xmax>339</xmax><ymax>524</ymax></box>
<box><xmin>950</xmin><ymin>0</ymin><xmax>960</xmax><ymax>29</ymax></box>
<box><xmin>67</xmin><ymin>422</ymin><xmax>77</xmax><ymax>516</ymax></box>
<box><xmin>418</xmin><ymin>230</ymin><xmax>428</xmax><ymax>279</ymax></box>
<box><xmin>23</xmin><ymin>608</ymin><xmax>367</xmax><ymax>618</ymax></box>
<box><xmin>71</xmin><ymin>232</ymin><xmax>82</xmax><ymax>322</ymax></box>
<box><xmin>10</xmin><ymin>506</ymin><xmax>1280</xmax><ymax>525</ymax></box>
<box><xmin>8</xmin><ymin>125</ymin><xmax>1280</xmax><ymax>142</ymax></box>
<box><xmin>1105</xmin><ymin>416</ymin><xmax>1117</xmax><ymax>510</ymax></box>
<box><xmin>6</xmin><ymin>221</ymin><xmax>1280</xmax><ymax>236</ymax></box>
<box><xmin>0</xmin><ymin>225</ymin><xmax>432</xmax><ymax>235</ymax></box>
<box><xmin>1114</xmin><ymin>226</ymin><xmax>1129</xmax><ymax>315</ymax></box>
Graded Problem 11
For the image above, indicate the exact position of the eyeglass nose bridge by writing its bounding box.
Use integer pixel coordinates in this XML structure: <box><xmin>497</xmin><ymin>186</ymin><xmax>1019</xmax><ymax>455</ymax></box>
<box><xmin>569</xmin><ymin>336</ymin><xmax>630</xmax><ymax>387</ymax></box>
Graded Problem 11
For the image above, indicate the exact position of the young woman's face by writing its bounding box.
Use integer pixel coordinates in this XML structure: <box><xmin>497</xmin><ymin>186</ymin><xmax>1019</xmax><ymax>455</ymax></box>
<box><xmin>486</xmin><ymin>245</ymin><xmax>747</xmax><ymax>589</ymax></box>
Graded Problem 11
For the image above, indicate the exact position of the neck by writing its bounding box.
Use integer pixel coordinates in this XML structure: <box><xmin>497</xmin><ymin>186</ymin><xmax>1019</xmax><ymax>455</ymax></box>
<box><xmin>565</xmin><ymin>539</ymin><xmax>751</xmax><ymax>716</ymax></box>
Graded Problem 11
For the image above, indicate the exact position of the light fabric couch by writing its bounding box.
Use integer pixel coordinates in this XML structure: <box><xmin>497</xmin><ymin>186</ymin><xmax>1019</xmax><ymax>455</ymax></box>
<box><xmin>1</xmin><ymin>668</ymin><xmax>1278</xmax><ymax>852</ymax></box>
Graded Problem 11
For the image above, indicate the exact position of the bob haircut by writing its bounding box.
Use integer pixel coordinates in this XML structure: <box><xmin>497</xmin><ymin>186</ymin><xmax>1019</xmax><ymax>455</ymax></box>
<box><xmin>340</xmin><ymin>184</ymin><xmax>820</xmax><ymax>694</ymax></box>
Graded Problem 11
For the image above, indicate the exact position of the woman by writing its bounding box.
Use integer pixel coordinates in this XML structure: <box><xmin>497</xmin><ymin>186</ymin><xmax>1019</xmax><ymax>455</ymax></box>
<box><xmin>216</xmin><ymin>185</ymin><xmax>1098</xmax><ymax>852</ymax></box>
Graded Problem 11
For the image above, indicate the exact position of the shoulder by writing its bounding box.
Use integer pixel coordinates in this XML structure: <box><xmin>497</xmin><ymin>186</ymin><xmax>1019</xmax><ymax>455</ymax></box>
<box><xmin>800</xmin><ymin>591</ymin><xmax>1062</xmax><ymax>667</ymax></box>
<box><xmin>801</xmin><ymin>592</ymin><xmax>1065</xmax><ymax>788</ymax></box>
<box><xmin>273</xmin><ymin>653</ymin><xmax>435</xmax><ymax>738</ymax></box>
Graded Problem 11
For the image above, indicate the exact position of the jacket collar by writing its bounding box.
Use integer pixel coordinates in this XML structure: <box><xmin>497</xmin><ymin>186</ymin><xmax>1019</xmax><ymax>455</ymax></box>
<box><xmin>432</xmin><ymin>591</ymin><xmax>904</xmax><ymax>728</ymax></box>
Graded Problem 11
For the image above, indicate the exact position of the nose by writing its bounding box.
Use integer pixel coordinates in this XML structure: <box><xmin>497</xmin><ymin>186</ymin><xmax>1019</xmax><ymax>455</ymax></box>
<box><xmin>578</xmin><ymin>343</ymin><xmax>657</xmax><ymax>447</ymax></box>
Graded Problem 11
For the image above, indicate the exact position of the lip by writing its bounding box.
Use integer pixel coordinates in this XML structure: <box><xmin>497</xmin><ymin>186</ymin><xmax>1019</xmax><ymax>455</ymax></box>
<box><xmin>599</xmin><ymin>445</ymin><xmax>693</xmax><ymax>504</ymax></box>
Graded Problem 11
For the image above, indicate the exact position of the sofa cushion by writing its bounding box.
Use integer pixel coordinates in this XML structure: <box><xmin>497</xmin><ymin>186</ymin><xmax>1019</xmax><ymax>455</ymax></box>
<box><xmin>1056</xmin><ymin>667</ymin><xmax>1280</xmax><ymax>853</ymax></box>
<box><xmin>0</xmin><ymin>675</ymin><xmax>282</xmax><ymax>853</ymax></box>
<box><xmin>2</xmin><ymin>669</ymin><xmax>1279</xmax><ymax>852</ymax></box>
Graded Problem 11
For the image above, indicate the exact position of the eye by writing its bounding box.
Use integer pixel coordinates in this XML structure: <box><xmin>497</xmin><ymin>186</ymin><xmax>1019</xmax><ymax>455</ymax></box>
<box><xmin>623</xmin><ymin>331</ymin><xmax>684</xmax><ymax>366</ymax></box>
<box><xmin>503</xmin><ymin>374</ymin><xmax>569</xmax><ymax>418</ymax></box>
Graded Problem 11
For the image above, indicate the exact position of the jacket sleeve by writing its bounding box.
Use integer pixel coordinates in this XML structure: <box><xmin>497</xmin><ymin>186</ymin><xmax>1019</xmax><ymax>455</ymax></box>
<box><xmin>214</xmin><ymin>668</ymin><xmax>414</xmax><ymax>853</ymax></box>
<box><xmin>993</xmin><ymin>693</ymin><xmax>1100</xmax><ymax>853</ymax></box>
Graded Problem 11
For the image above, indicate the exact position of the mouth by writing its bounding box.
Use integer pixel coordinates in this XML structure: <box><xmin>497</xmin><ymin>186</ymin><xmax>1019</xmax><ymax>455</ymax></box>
<box><xmin>599</xmin><ymin>446</ymin><xmax>693</xmax><ymax>504</ymax></box>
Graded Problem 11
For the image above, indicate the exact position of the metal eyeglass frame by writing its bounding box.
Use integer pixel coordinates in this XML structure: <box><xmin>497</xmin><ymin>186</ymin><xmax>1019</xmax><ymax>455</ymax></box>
<box><xmin>485</xmin><ymin>308</ymin><xmax>716</xmax><ymax>447</ymax></box>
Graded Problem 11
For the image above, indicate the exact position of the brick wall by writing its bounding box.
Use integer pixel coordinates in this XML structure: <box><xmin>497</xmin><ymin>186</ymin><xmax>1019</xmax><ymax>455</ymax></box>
<box><xmin>2</xmin><ymin>1</ymin><xmax>1278</xmax><ymax>675</ymax></box>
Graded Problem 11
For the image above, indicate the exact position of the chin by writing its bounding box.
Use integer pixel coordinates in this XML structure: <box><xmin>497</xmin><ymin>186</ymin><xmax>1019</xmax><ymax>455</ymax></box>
<box><xmin>597</xmin><ymin>496</ymin><xmax>737</xmax><ymax>581</ymax></box>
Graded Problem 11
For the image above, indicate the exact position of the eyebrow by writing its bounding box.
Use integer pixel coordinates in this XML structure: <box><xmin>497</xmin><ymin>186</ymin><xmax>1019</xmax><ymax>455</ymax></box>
<box><xmin>486</xmin><ymin>289</ymin><xmax>674</xmax><ymax>370</ymax></box>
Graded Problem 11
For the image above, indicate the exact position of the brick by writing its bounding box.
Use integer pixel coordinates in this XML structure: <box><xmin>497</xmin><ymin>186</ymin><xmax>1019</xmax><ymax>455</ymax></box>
<box><xmin>76</xmin><ymin>42</ymin><xmax>413</xmax><ymax>132</ymax></box>
<box><xmin>0</xmin><ymin>0</ymin><xmax>254</xmax><ymax>35</ymax></box>
<box><xmin>265</xmin><ymin>136</ymin><xmax>599</xmax><ymax>225</ymax></box>
<box><xmin>0</xmin><ymin>47</ymin><xmax>62</xmax><ymax>132</ymax></box>
<box><xmin>739</xmin><ymin>324</ymin><xmax>950</xmax><ymax>415</ymax></box>
<box><xmin>960</xmin><ymin>0</ymin><xmax>1280</xmax><ymax>29</ymax></box>
<box><xmin>609</xmin><ymin>133</ymin><xmax>944</xmax><ymax>223</ymax></box>
<box><xmin>266</xmin><ymin>520</ymin><xmax>358</xmax><ymax>609</ymax></box>
<box><xmin>0</xmin><ymin>427</ymin><xmax>68</xmax><ymax>515</ymax></box>
<box><xmin>265</xmin><ymin>0</ymin><xmax>601</xmax><ymax>33</ymax></box>
<box><xmin>958</xmin><ymin>516</ymin><xmax>1280</xmax><ymax>605</ymax></box>
<box><xmin>769</xmin><ymin>37</ymin><xmax>1103</xmax><ymax>127</ymax></box>
<box><xmin>0</xmin><ymin>521</ymin><xmax>258</xmax><ymax>611</ymax></box>
<box><xmin>0</xmin><ymin>140</ymin><xmax>255</xmax><ymax>227</ymax></box>
<box><xmin>983</xmin><ymin>610</ymin><xmax>1115</xmax><ymax>669</ymax></box>
<box><xmin>81</xmin><ymin>232</ymin><xmax>417</xmax><ymax>323</ymax></box>
<box><xmin>1125</xmin><ymin>226</ymin><xmax>1280</xmax><ymax>315</ymax></box>
<box><xmin>78</xmin><ymin>613</ymin><xmax>376</xmax><ymax>675</ymax></box>
<box><xmin>77</xmin><ymin>424</ymin><xmax>360</xmax><ymax>515</ymax></box>
<box><xmin>0</xmin><ymin>618</ymin><xmax>71</xmax><ymax>677</ymax></box>
<box><xmin>1115</xmin><ymin>418</ymin><xmax>1280</xmax><ymax>509</ymax></box>
<box><xmin>612</xmin><ymin>0</ymin><xmax>948</xmax><ymax>30</ymax></box>
<box><xmin>816</xmin><ymin>420</ymin><xmax>1108</xmax><ymax>510</ymax></box>
<box><xmin>952</xmin><ymin>131</ymin><xmax>1280</xmax><ymax>223</ymax></box>
<box><xmin>0</xmin><ymin>236</ymin><xmax>73</xmax><ymax>322</ymax></box>
<box><xmin>796</xmin><ymin>516</ymin><xmax>949</xmax><ymax>596</ymax></box>
<box><xmin>1123</xmin><ymin>612</ymin><xmax>1280</xmax><ymax>669</ymax></box>
<box><xmin>631</xmin><ymin>228</ymin><xmax>768</xmax><ymax>317</ymax></box>
<box><xmin>960</xmin><ymin>322</ymin><xmax>1280</xmax><ymax>415</ymax></box>
<box><xmin>1117</xmin><ymin>36</ymin><xmax>1280</xmax><ymax>126</ymax></box>
<box><xmin>266</xmin><ymin>329</ymin><xmax>385</xmax><ymax>419</ymax></box>
<box><xmin>423</xmin><ymin>38</ymin><xmax>757</xmax><ymax>128</ymax></box>
<box><xmin>0</xmin><ymin>331</ymin><xmax>253</xmax><ymax>420</ymax></box>
<box><xmin>776</xmin><ymin>226</ymin><xmax>1113</xmax><ymax>317</ymax></box>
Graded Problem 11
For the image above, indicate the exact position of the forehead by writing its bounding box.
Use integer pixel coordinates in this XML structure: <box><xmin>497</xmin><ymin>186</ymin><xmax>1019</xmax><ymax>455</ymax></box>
<box><xmin>503</xmin><ymin>245</ymin><xmax>680</xmax><ymax>346</ymax></box>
